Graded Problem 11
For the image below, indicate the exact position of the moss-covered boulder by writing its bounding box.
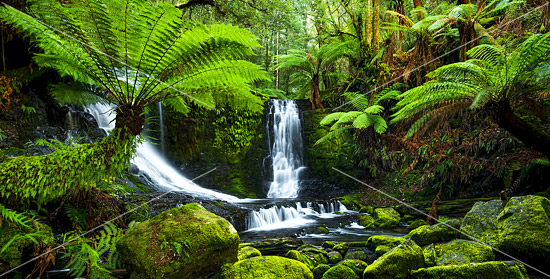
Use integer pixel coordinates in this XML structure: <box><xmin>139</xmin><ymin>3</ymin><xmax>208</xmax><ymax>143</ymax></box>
<box><xmin>375</xmin><ymin>245</ymin><xmax>391</xmax><ymax>257</ymax></box>
<box><xmin>238</xmin><ymin>246</ymin><xmax>262</xmax><ymax>260</ymax></box>
<box><xmin>494</xmin><ymin>195</ymin><xmax>550</xmax><ymax>271</ymax></box>
<box><xmin>404</xmin><ymin>219</ymin><xmax>460</xmax><ymax>247</ymax></box>
<box><xmin>239</xmin><ymin>237</ymin><xmax>304</xmax><ymax>256</ymax></box>
<box><xmin>117</xmin><ymin>203</ymin><xmax>240</xmax><ymax>279</ymax></box>
<box><xmin>410</xmin><ymin>261</ymin><xmax>528</xmax><ymax>279</ymax></box>
<box><xmin>344</xmin><ymin>250</ymin><xmax>368</xmax><ymax>261</ymax></box>
<box><xmin>302</xmin><ymin>247</ymin><xmax>328</xmax><ymax>265</ymax></box>
<box><xmin>286</xmin><ymin>250</ymin><xmax>315</xmax><ymax>270</ymax></box>
<box><xmin>322</xmin><ymin>264</ymin><xmax>359</xmax><ymax>279</ymax></box>
<box><xmin>322</xmin><ymin>241</ymin><xmax>336</xmax><ymax>249</ymax></box>
<box><xmin>460</xmin><ymin>199</ymin><xmax>503</xmax><ymax>245</ymax></box>
<box><xmin>408</xmin><ymin>219</ymin><xmax>429</xmax><ymax>231</ymax></box>
<box><xmin>317</xmin><ymin>226</ymin><xmax>329</xmax><ymax>234</ymax></box>
<box><xmin>221</xmin><ymin>256</ymin><xmax>313</xmax><ymax>279</ymax></box>
<box><xmin>328</xmin><ymin>251</ymin><xmax>343</xmax><ymax>264</ymax></box>
<box><xmin>366</xmin><ymin>235</ymin><xmax>406</xmax><ymax>251</ymax></box>
<box><xmin>333</xmin><ymin>243</ymin><xmax>349</xmax><ymax>255</ymax></box>
<box><xmin>313</xmin><ymin>264</ymin><xmax>330</xmax><ymax>279</ymax></box>
<box><xmin>423</xmin><ymin>239</ymin><xmax>494</xmax><ymax>267</ymax></box>
<box><xmin>338</xmin><ymin>259</ymin><xmax>368</xmax><ymax>277</ymax></box>
<box><xmin>363</xmin><ymin>239</ymin><xmax>424</xmax><ymax>279</ymax></box>
<box><xmin>360</xmin><ymin>208</ymin><xmax>401</xmax><ymax>229</ymax></box>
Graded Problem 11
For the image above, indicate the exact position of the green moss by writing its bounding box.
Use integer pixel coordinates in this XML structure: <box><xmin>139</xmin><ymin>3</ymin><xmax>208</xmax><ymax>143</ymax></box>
<box><xmin>460</xmin><ymin>199</ymin><xmax>503</xmax><ymax>246</ymax></box>
<box><xmin>407</xmin><ymin>219</ymin><xmax>429</xmax><ymax>231</ymax></box>
<box><xmin>328</xmin><ymin>251</ymin><xmax>343</xmax><ymax>264</ymax></box>
<box><xmin>344</xmin><ymin>250</ymin><xmax>367</xmax><ymax>261</ymax></box>
<box><xmin>117</xmin><ymin>203</ymin><xmax>240</xmax><ymax>279</ymax></box>
<box><xmin>238</xmin><ymin>246</ymin><xmax>262</xmax><ymax>261</ymax></box>
<box><xmin>333</xmin><ymin>243</ymin><xmax>349</xmax><ymax>255</ymax></box>
<box><xmin>322</xmin><ymin>241</ymin><xmax>336</xmax><ymax>249</ymax></box>
<box><xmin>317</xmin><ymin>226</ymin><xmax>329</xmax><ymax>234</ymax></box>
<box><xmin>338</xmin><ymin>194</ymin><xmax>365</xmax><ymax>211</ymax></box>
<box><xmin>363</xmin><ymin>239</ymin><xmax>424</xmax><ymax>279</ymax></box>
<box><xmin>404</xmin><ymin>219</ymin><xmax>460</xmax><ymax>246</ymax></box>
<box><xmin>322</xmin><ymin>264</ymin><xmax>359</xmax><ymax>279</ymax></box>
<box><xmin>338</xmin><ymin>259</ymin><xmax>368</xmax><ymax>277</ymax></box>
<box><xmin>359</xmin><ymin>214</ymin><xmax>376</xmax><ymax>228</ymax></box>
<box><xmin>312</xmin><ymin>264</ymin><xmax>330</xmax><ymax>279</ymax></box>
<box><xmin>286</xmin><ymin>250</ymin><xmax>315</xmax><ymax>270</ymax></box>
<box><xmin>373</xmin><ymin>208</ymin><xmax>401</xmax><ymax>228</ymax></box>
<box><xmin>410</xmin><ymin>261</ymin><xmax>529</xmax><ymax>279</ymax></box>
<box><xmin>375</xmin><ymin>245</ymin><xmax>391</xmax><ymax>257</ymax></box>
<box><xmin>366</xmin><ymin>235</ymin><xmax>406</xmax><ymax>251</ymax></box>
<box><xmin>425</xmin><ymin>239</ymin><xmax>494</xmax><ymax>266</ymax></box>
<box><xmin>221</xmin><ymin>256</ymin><xmax>314</xmax><ymax>279</ymax></box>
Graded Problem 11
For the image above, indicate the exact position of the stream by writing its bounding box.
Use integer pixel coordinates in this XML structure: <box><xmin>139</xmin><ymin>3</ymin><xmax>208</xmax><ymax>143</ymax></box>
<box><xmin>85</xmin><ymin>100</ymin><xmax>405</xmax><ymax>245</ymax></box>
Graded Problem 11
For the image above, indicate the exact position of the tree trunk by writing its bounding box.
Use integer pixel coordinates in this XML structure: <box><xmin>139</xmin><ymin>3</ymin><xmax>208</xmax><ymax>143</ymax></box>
<box><xmin>373</xmin><ymin>0</ymin><xmax>380</xmax><ymax>54</ymax></box>
<box><xmin>413</xmin><ymin>0</ymin><xmax>423</xmax><ymax>8</ymax></box>
<box><xmin>365</xmin><ymin>0</ymin><xmax>373</xmax><ymax>47</ymax></box>
<box><xmin>458</xmin><ymin>21</ymin><xmax>479</xmax><ymax>61</ymax></box>
<box><xmin>115</xmin><ymin>103</ymin><xmax>145</xmax><ymax>137</ymax></box>
<box><xmin>486</xmin><ymin>100</ymin><xmax>550</xmax><ymax>158</ymax></box>
<box><xmin>310</xmin><ymin>74</ymin><xmax>324</xmax><ymax>110</ymax></box>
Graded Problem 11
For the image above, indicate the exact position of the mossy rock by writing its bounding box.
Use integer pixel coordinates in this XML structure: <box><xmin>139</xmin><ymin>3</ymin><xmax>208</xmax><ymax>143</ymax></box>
<box><xmin>317</xmin><ymin>226</ymin><xmax>329</xmax><ymax>234</ymax></box>
<box><xmin>221</xmin><ymin>256</ymin><xmax>313</xmax><ymax>279</ymax></box>
<box><xmin>344</xmin><ymin>250</ymin><xmax>368</xmax><ymax>261</ymax></box>
<box><xmin>286</xmin><ymin>250</ymin><xmax>315</xmax><ymax>270</ymax></box>
<box><xmin>333</xmin><ymin>243</ymin><xmax>349</xmax><ymax>255</ymax></box>
<box><xmin>366</xmin><ymin>235</ymin><xmax>406</xmax><ymax>251</ymax></box>
<box><xmin>404</xmin><ymin>219</ymin><xmax>460</xmax><ymax>247</ymax></box>
<box><xmin>322</xmin><ymin>241</ymin><xmax>336</xmax><ymax>249</ymax></box>
<box><xmin>359</xmin><ymin>214</ymin><xmax>376</xmax><ymax>228</ymax></box>
<box><xmin>328</xmin><ymin>251</ymin><xmax>343</xmax><ymax>264</ymax></box>
<box><xmin>117</xmin><ymin>203</ymin><xmax>239</xmax><ymax>279</ymax></box>
<box><xmin>410</xmin><ymin>261</ymin><xmax>528</xmax><ymax>279</ymax></box>
<box><xmin>238</xmin><ymin>246</ymin><xmax>262</xmax><ymax>260</ymax></box>
<box><xmin>363</xmin><ymin>239</ymin><xmax>424</xmax><ymax>279</ymax></box>
<box><xmin>423</xmin><ymin>239</ymin><xmax>494</xmax><ymax>267</ymax></box>
<box><xmin>239</xmin><ymin>237</ymin><xmax>304</xmax><ymax>256</ymax></box>
<box><xmin>407</xmin><ymin>219</ymin><xmax>429</xmax><ymax>231</ymax></box>
<box><xmin>373</xmin><ymin>208</ymin><xmax>401</xmax><ymax>228</ymax></box>
<box><xmin>494</xmin><ymin>195</ymin><xmax>550</xmax><ymax>271</ymax></box>
<box><xmin>375</xmin><ymin>245</ymin><xmax>391</xmax><ymax>257</ymax></box>
<box><xmin>359</xmin><ymin>206</ymin><xmax>374</xmax><ymax>215</ymax></box>
<box><xmin>460</xmin><ymin>199</ymin><xmax>503</xmax><ymax>246</ymax></box>
<box><xmin>322</xmin><ymin>264</ymin><xmax>359</xmax><ymax>279</ymax></box>
<box><xmin>337</xmin><ymin>259</ymin><xmax>368</xmax><ymax>277</ymax></box>
<box><xmin>313</xmin><ymin>264</ymin><xmax>330</xmax><ymax>279</ymax></box>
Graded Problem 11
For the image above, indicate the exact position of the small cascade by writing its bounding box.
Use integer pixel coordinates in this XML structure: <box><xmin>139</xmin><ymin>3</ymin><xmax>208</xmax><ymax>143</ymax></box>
<box><xmin>86</xmin><ymin>103</ymin><xmax>240</xmax><ymax>202</ymax></box>
<box><xmin>158</xmin><ymin>102</ymin><xmax>165</xmax><ymax>155</ymax></box>
<box><xmin>266</xmin><ymin>99</ymin><xmax>305</xmax><ymax>198</ymax></box>
<box><xmin>246</xmin><ymin>201</ymin><xmax>349</xmax><ymax>230</ymax></box>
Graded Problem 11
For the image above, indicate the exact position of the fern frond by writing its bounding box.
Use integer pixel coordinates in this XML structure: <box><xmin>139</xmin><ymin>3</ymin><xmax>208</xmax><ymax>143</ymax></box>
<box><xmin>319</xmin><ymin>112</ymin><xmax>347</xmax><ymax>126</ymax></box>
<box><xmin>314</xmin><ymin>126</ymin><xmax>353</xmax><ymax>146</ymax></box>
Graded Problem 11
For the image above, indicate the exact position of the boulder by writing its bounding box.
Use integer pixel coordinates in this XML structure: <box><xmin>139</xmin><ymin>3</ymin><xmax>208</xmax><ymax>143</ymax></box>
<box><xmin>333</xmin><ymin>243</ymin><xmax>349</xmax><ymax>255</ymax></box>
<box><xmin>360</xmin><ymin>208</ymin><xmax>401</xmax><ymax>229</ymax></box>
<box><xmin>337</xmin><ymin>259</ymin><xmax>368</xmax><ymax>277</ymax></box>
<box><xmin>328</xmin><ymin>251</ymin><xmax>343</xmax><ymax>264</ymax></box>
<box><xmin>322</xmin><ymin>241</ymin><xmax>336</xmax><ymax>249</ymax></box>
<box><xmin>238</xmin><ymin>246</ymin><xmax>262</xmax><ymax>261</ymax></box>
<box><xmin>221</xmin><ymin>256</ymin><xmax>313</xmax><ymax>279</ymax></box>
<box><xmin>407</xmin><ymin>219</ymin><xmax>429</xmax><ymax>231</ymax></box>
<box><xmin>117</xmin><ymin>203</ymin><xmax>239</xmax><ymax>279</ymax></box>
<box><xmin>405</xmin><ymin>219</ymin><xmax>460</xmax><ymax>247</ymax></box>
<box><xmin>460</xmin><ymin>199</ymin><xmax>503</xmax><ymax>245</ymax></box>
<box><xmin>366</xmin><ymin>235</ymin><xmax>406</xmax><ymax>251</ymax></box>
<box><xmin>411</xmin><ymin>261</ymin><xmax>528</xmax><ymax>279</ymax></box>
<box><xmin>286</xmin><ymin>250</ymin><xmax>315</xmax><ymax>270</ymax></box>
<box><xmin>494</xmin><ymin>196</ymin><xmax>550</xmax><ymax>271</ymax></box>
<box><xmin>375</xmin><ymin>245</ymin><xmax>391</xmax><ymax>257</ymax></box>
<box><xmin>322</xmin><ymin>264</ymin><xmax>359</xmax><ymax>279</ymax></box>
<box><xmin>238</xmin><ymin>237</ymin><xmax>304</xmax><ymax>256</ymax></box>
<box><xmin>363</xmin><ymin>239</ymin><xmax>424</xmax><ymax>279</ymax></box>
<box><xmin>344</xmin><ymin>250</ymin><xmax>368</xmax><ymax>261</ymax></box>
<box><xmin>313</xmin><ymin>264</ymin><xmax>330</xmax><ymax>279</ymax></box>
<box><xmin>423</xmin><ymin>239</ymin><xmax>494</xmax><ymax>267</ymax></box>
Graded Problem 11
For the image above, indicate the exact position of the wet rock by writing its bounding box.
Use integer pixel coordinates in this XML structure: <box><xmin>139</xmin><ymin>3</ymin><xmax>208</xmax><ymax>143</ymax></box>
<box><xmin>407</xmin><ymin>219</ymin><xmax>429</xmax><ymax>231</ymax></box>
<box><xmin>312</xmin><ymin>264</ymin><xmax>330</xmax><ymax>279</ymax></box>
<box><xmin>460</xmin><ymin>199</ymin><xmax>503</xmax><ymax>245</ymax></box>
<box><xmin>423</xmin><ymin>239</ymin><xmax>494</xmax><ymax>267</ymax></box>
<box><xmin>237</xmin><ymin>246</ymin><xmax>262</xmax><ymax>261</ymax></box>
<box><xmin>405</xmin><ymin>219</ymin><xmax>461</xmax><ymax>246</ymax></box>
<box><xmin>238</xmin><ymin>237</ymin><xmax>304</xmax><ymax>256</ymax></box>
<box><xmin>117</xmin><ymin>203</ymin><xmax>239</xmax><ymax>279</ymax></box>
<box><xmin>411</xmin><ymin>261</ymin><xmax>529</xmax><ymax>279</ymax></box>
<box><xmin>359</xmin><ymin>208</ymin><xmax>401</xmax><ymax>229</ymax></box>
<box><xmin>322</xmin><ymin>241</ymin><xmax>336</xmax><ymax>249</ymax></box>
<box><xmin>322</xmin><ymin>264</ymin><xmax>359</xmax><ymax>279</ymax></box>
<box><xmin>375</xmin><ymin>245</ymin><xmax>391</xmax><ymax>257</ymax></box>
<box><xmin>337</xmin><ymin>259</ymin><xmax>368</xmax><ymax>277</ymax></box>
<box><xmin>328</xmin><ymin>251</ymin><xmax>343</xmax><ymax>264</ymax></box>
<box><xmin>363</xmin><ymin>239</ymin><xmax>424</xmax><ymax>279</ymax></box>
<box><xmin>333</xmin><ymin>243</ymin><xmax>349</xmax><ymax>255</ymax></box>
<box><xmin>366</xmin><ymin>235</ymin><xmax>406</xmax><ymax>251</ymax></box>
<box><xmin>344</xmin><ymin>250</ymin><xmax>368</xmax><ymax>261</ymax></box>
<box><xmin>286</xmin><ymin>250</ymin><xmax>315</xmax><ymax>270</ymax></box>
<box><xmin>221</xmin><ymin>256</ymin><xmax>313</xmax><ymax>279</ymax></box>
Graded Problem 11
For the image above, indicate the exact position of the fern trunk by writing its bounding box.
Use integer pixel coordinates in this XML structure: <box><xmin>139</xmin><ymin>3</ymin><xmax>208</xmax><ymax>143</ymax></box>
<box><xmin>310</xmin><ymin>74</ymin><xmax>324</xmax><ymax>110</ymax></box>
<box><xmin>458</xmin><ymin>21</ymin><xmax>479</xmax><ymax>61</ymax></box>
<box><xmin>115</xmin><ymin>104</ymin><xmax>145</xmax><ymax>137</ymax></box>
<box><xmin>486</xmin><ymin>100</ymin><xmax>550</xmax><ymax>158</ymax></box>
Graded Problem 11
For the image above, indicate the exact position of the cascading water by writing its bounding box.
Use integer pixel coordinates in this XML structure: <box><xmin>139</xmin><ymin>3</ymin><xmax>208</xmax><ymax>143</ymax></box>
<box><xmin>266</xmin><ymin>99</ymin><xmax>305</xmax><ymax>198</ymax></box>
<box><xmin>85</xmin><ymin>103</ymin><xmax>239</xmax><ymax>202</ymax></box>
<box><xmin>158</xmin><ymin>102</ymin><xmax>165</xmax><ymax>156</ymax></box>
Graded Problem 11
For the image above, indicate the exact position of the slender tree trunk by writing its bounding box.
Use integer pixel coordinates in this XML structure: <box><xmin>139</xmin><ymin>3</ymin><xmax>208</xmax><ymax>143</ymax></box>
<box><xmin>365</xmin><ymin>0</ymin><xmax>373</xmax><ymax>47</ymax></box>
<box><xmin>373</xmin><ymin>0</ymin><xmax>380</xmax><ymax>54</ymax></box>
<box><xmin>458</xmin><ymin>21</ymin><xmax>479</xmax><ymax>61</ymax></box>
<box><xmin>310</xmin><ymin>74</ymin><xmax>324</xmax><ymax>110</ymax></box>
<box><xmin>486</xmin><ymin>100</ymin><xmax>550</xmax><ymax>158</ymax></box>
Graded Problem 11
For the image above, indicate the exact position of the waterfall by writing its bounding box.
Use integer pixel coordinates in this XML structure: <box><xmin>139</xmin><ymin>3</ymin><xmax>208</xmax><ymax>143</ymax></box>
<box><xmin>266</xmin><ymin>99</ymin><xmax>305</xmax><ymax>198</ymax></box>
<box><xmin>86</xmin><ymin>103</ymin><xmax>240</xmax><ymax>202</ymax></box>
<box><xmin>158</xmin><ymin>102</ymin><xmax>165</xmax><ymax>155</ymax></box>
<box><xmin>246</xmin><ymin>201</ymin><xmax>349</xmax><ymax>230</ymax></box>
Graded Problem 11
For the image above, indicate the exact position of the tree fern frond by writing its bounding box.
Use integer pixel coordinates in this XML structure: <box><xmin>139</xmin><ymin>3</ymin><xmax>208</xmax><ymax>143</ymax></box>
<box><xmin>319</xmin><ymin>112</ymin><xmax>347</xmax><ymax>126</ymax></box>
<box><xmin>314</xmin><ymin>126</ymin><xmax>353</xmax><ymax>146</ymax></box>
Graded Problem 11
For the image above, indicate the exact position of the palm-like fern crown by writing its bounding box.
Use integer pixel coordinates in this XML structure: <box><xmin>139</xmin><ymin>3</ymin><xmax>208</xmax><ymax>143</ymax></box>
<box><xmin>392</xmin><ymin>32</ymin><xmax>550</xmax><ymax>138</ymax></box>
<box><xmin>0</xmin><ymin>0</ymin><xmax>268</xmax><ymax>113</ymax></box>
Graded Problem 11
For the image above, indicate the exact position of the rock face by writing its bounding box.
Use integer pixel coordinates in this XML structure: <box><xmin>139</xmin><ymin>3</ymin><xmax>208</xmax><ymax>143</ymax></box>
<box><xmin>117</xmin><ymin>203</ymin><xmax>240</xmax><ymax>279</ymax></box>
<box><xmin>423</xmin><ymin>239</ymin><xmax>494</xmax><ymax>267</ymax></box>
<box><xmin>405</xmin><ymin>219</ymin><xmax>460</xmax><ymax>246</ymax></box>
<box><xmin>460</xmin><ymin>199</ymin><xmax>503</xmax><ymax>245</ymax></box>
<box><xmin>411</xmin><ymin>261</ymin><xmax>529</xmax><ymax>279</ymax></box>
<box><xmin>363</xmin><ymin>239</ymin><xmax>424</xmax><ymax>279</ymax></box>
<box><xmin>221</xmin><ymin>256</ymin><xmax>314</xmax><ymax>279</ymax></box>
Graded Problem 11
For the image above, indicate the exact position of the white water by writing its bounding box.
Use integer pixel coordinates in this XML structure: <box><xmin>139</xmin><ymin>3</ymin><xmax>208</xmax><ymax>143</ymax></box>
<box><xmin>158</xmin><ymin>102</ymin><xmax>165</xmax><ymax>155</ymax></box>
<box><xmin>86</xmin><ymin>103</ymin><xmax>240</xmax><ymax>202</ymax></box>
<box><xmin>246</xmin><ymin>201</ymin><xmax>349</xmax><ymax>230</ymax></box>
<box><xmin>267</xmin><ymin>100</ymin><xmax>305</xmax><ymax>198</ymax></box>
